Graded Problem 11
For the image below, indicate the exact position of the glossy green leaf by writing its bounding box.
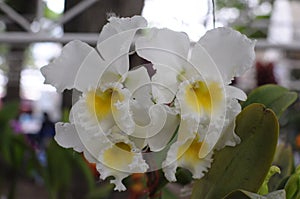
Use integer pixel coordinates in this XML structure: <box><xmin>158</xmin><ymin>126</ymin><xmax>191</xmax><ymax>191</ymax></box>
<box><xmin>242</xmin><ymin>84</ymin><xmax>297</xmax><ymax>118</ymax></box>
<box><xmin>191</xmin><ymin>104</ymin><xmax>279</xmax><ymax>199</ymax></box>
<box><xmin>224</xmin><ymin>189</ymin><xmax>286</xmax><ymax>199</ymax></box>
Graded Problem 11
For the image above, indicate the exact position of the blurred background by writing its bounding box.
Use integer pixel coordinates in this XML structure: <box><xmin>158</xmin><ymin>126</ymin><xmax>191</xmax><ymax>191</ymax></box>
<box><xmin>0</xmin><ymin>0</ymin><xmax>300</xmax><ymax>198</ymax></box>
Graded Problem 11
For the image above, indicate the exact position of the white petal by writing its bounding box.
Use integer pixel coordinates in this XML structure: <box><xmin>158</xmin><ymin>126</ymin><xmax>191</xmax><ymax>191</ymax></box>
<box><xmin>111</xmin><ymin>86</ymin><xmax>135</xmax><ymax>135</ymax></box>
<box><xmin>98</xmin><ymin>16</ymin><xmax>147</xmax><ymax>44</ymax></box>
<box><xmin>71</xmin><ymin>95</ymin><xmax>114</xmax><ymax>135</ymax></box>
<box><xmin>177</xmin><ymin>115</ymin><xmax>199</xmax><ymax>143</ymax></box>
<box><xmin>124</xmin><ymin>66</ymin><xmax>150</xmax><ymax>94</ymax></box>
<box><xmin>163</xmin><ymin>138</ymin><xmax>213</xmax><ymax>182</ymax></box>
<box><xmin>147</xmin><ymin>107</ymin><xmax>179</xmax><ymax>152</ymax></box>
<box><xmin>41</xmin><ymin>40</ymin><xmax>93</xmax><ymax>92</ymax></box>
<box><xmin>198</xmin><ymin>27</ymin><xmax>256</xmax><ymax>84</ymax></box>
<box><xmin>97</xmin><ymin>17</ymin><xmax>147</xmax><ymax>79</ymax></box>
<box><xmin>226</xmin><ymin>86</ymin><xmax>247</xmax><ymax>101</ymax></box>
<box><xmin>54</xmin><ymin>122</ymin><xmax>101</xmax><ymax>163</ymax></box>
<box><xmin>74</xmin><ymin>17</ymin><xmax>147</xmax><ymax>92</ymax></box>
<box><xmin>130</xmin><ymin>104</ymin><xmax>167</xmax><ymax>139</ymax></box>
<box><xmin>54</xmin><ymin>122</ymin><xmax>83</xmax><ymax>153</ymax></box>
<box><xmin>215</xmin><ymin>98</ymin><xmax>242</xmax><ymax>150</ymax></box>
<box><xmin>130</xmin><ymin>85</ymin><xmax>152</xmax><ymax>126</ymax></box>
<box><xmin>129</xmin><ymin>136</ymin><xmax>147</xmax><ymax>150</ymax></box>
<box><xmin>136</xmin><ymin>28</ymin><xmax>190</xmax><ymax>72</ymax></box>
<box><xmin>74</xmin><ymin>49</ymin><xmax>106</xmax><ymax>92</ymax></box>
<box><xmin>190</xmin><ymin>42</ymin><xmax>224</xmax><ymax>83</ymax></box>
<box><xmin>97</xmin><ymin>141</ymin><xmax>149</xmax><ymax>191</ymax></box>
<box><xmin>176</xmin><ymin>78</ymin><xmax>229</xmax><ymax>158</ymax></box>
<box><xmin>152</xmin><ymin>64</ymin><xmax>180</xmax><ymax>104</ymax></box>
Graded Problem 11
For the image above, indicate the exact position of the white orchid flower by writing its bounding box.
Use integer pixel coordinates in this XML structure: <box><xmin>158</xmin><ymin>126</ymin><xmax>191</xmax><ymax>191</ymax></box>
<box><xmin>41</xmin><ymin>14</ymin><xmax>255</xmax><ymax>189</ymax></box>
<box><xmin>41</xmin><ymin>16</ymin><xmax>154</xmax><ymax>191</ymax></box>
<box><xmin>135</xmin><ymin>27</ymin><xmax>255</xmax><ymax>181</ymax></box>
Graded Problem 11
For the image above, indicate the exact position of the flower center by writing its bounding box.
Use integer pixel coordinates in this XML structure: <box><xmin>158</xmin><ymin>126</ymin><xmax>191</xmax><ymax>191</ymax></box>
<box><xmin>177</xmin><ymin>135</ymin><xmax>208</xmax><ymax>170</ymax></box>
<box><xmin>86</xmin><ymin>88</ymin><xmax>124</xmax><ymax>121</ymax></box>
<box><xmin>103</xmin><ymin>142</ymin><xmax>134</xmax><ymax>170</ymax></box>
<box><xmin>185</xmin><ymin>81</ymin><xmax>223</xmax><ymax>114</ymax></box>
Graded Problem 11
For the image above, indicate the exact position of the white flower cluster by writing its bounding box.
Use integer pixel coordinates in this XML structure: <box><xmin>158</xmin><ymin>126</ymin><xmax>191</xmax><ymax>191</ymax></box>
<box><xmin>41</xmin><ymin>16</ymin><xmax>255</xmax><ymax>191</ymax></box>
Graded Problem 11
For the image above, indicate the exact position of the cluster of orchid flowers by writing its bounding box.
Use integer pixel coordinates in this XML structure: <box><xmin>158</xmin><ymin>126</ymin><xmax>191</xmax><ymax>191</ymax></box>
<box><xmin>41</xmin><ymin>16</ymin><xmax>255</xmax><ymax>191</ymax></box>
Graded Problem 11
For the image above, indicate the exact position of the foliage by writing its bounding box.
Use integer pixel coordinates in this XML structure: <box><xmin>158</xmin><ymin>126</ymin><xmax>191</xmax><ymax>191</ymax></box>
<box><xmin>191</xmin><ymin>103</ymin><xmax>279</xmax><ymax>198</ymax></box>
<box><xmin>242</xmin><ymin>84</ymin><xmax>298</xmax><ymax>118</ymax></box>
<box><xmin>0</xmin><ymin>102</ymin><xmax>108</xmax><ymax>198</ymax></box>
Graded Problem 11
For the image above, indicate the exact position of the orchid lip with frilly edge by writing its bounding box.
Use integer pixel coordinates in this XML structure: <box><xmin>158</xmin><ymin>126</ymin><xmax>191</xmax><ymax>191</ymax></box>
<box><xmin>41</xmin><ymin>15</ymin><xmax>255</xmax><ymax>191</ymax></box>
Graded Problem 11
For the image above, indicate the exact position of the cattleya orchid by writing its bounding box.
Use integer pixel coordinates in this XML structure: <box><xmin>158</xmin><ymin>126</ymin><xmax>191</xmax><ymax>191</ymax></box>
<box><xmin>41</xmin><ymin>15</ymin><xmax>255</xmax><ymax>191</ymax></box>
<box><xmin>135</xmin><ymin>27</ymin><xmax>255</xmax><ymax>181</ymax></box>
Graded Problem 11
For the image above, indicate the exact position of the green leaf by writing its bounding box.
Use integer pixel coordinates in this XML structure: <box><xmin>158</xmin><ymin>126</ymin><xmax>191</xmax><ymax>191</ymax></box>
<box><xmin>258</xmin><ymin>166</ymin><xmax>281</xmax><ymax>195</ymax></box>
<box><xmin>284</xmin><ymin>165</ymin><xmax>300</xmax><ymax>199</ymax></box>
<box><xmin>269</xmin><ymin>144</ymin><xmax>294</xmax><ymax>192</ymax></box>
<box><xmin>223</xmin><ymin>189</ymin><xmax>286</xmax><ymax>199</ymax></box>
<box><xmin>242</xmin><ymin>84</ymin><xmax>297</xmax><ymax>118</ymax></box>
<box><xmin>191</xmin><ymin>104</ymin><xmax>279</xmax><ymax>199</ymax></box>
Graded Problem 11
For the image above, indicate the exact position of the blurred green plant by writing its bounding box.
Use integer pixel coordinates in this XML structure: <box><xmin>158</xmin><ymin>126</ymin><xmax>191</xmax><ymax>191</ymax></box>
<box><xmin>0</xmin><ymin>102</ymin><xmax>40</xmax><ymax>199</ymax></box>
<box><xmin>0</xmin><ymin>103</ymin><xmax>113</xmax><ymax>199</ymax></box>
<box><xmin>269</xmin><ymin>144</ymin><xmax>294</xmax><ymax>192</ymax></box>
<box><xmin>242</xmin><ymin>84</ymin><xmax>298</xmax><ymax>118</ymax></box>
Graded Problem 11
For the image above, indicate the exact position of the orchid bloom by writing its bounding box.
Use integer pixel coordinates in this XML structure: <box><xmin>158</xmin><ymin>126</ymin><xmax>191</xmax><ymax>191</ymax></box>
<box><xmin>41</xmin><ymin>16</ymin><xmax>155</xmax><ymax>191</ymax></box>
<box><xmin>41</xmin><ymin>15</ymin><xmax>256</xmax><ymax>191</ymax></box>
<box><xmin>135</xmin><ymin>27</ymin><xmax>255</xmax><ymax>181</ymax></box>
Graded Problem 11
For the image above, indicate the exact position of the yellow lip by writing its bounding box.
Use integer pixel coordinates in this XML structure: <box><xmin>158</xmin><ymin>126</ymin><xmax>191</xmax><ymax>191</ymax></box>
<box><xmin>86</xmin><ymin>88</ymin><xmax>124</xmax><ymax>121</ymax></box>
<box><xmin>185</xmin><ymin>81</ymin><xmax>223</xmax><ymax>114</ymax></box>
<box><xmin>103</xmin><ymin>142</ymin><xmax>134</xmax><ymax>170</ymax></box>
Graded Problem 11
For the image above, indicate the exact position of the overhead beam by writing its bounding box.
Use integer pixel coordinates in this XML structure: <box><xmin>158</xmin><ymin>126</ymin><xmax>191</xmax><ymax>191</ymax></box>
<box><xmin>0</xmin><ymin>32</ymin><xmax>98</xmax><ymax>45</ymax></box>
<box><xmin>0</xmin><ymin>0</ymin><xmax>32</xmax><ymax>32</ymax></box>
<box><xmin>1</xmin><ymin>32</ymin><xmax>300</xmax><ymax>51</ymax></box>
<box><xmin>56</xmin><ymin>0</ymin><xmax>99</xmax><ymax>25</ymax></box>
<box><xmin>255</xmin><ymin>39</ymin><xmax>300</xmax><ymax>51</ymax></box>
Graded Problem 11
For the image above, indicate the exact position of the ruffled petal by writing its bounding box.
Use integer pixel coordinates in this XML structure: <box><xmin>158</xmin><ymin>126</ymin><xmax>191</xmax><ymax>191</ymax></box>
<box><xmin>127</xmin><ymin>80</ymin><xmax>153</xmax><ymax>149</ymax></box>
<box><xmin>176</xmin><ymin>78</ymin><xmax>226</xmax><ymax>121</ymax></box>
<box><xmin>97</xmin><ymin>140</ymin><xmax>148</xmax><ymax>191</ymax></box>
<box><xmin>135</xmin><ymin>28</ymin><xmax>190</xmax><ymax>73</ymax></box>
<box><xmin>74</xmin><ymin>17</ymin><xmax>147</xmax><ymax>92</ymax></box>
<box><xmin>215</xmin><ymin>99</ymin><xmax>242</xmax><ymax>150</ymax></box>
<box><xmin>41</xmin><ymin>40</ymin><xmax>93</xmax><ymax>92</ymax></box>
<box><xmin>98</xmin><ymin>16</ymin><xmax>147</xmax><ymax>44</ymax></box>
<box><xmin>97</xmin><ymin>17</ymin><xmax>147</xmax><ymax>79</ymax></box>
<box><xmin>54</xmin><ymin>122</ymin><xmax>83</xmax><ymax>153</ymax></box>
<box><xmin>176</xmin><ymin>78</ymin><xmax>229</xmax><ymax>158</ymax></box>
<box><xmin>111</xmin><ymin>86</ymin><xmax>135</xmax><ymax>135</ymax></box>
<box><xmin>76</xmin><ymin>83</ymin><xmax>135</xmax><ymax>135</ymax></box>
<box><xmin>162</xmin><ymin>136</ymin><xmax>213</xmax><ymax>182</ymax></box>
<box><xmin>70</xmin><ymin>99</ymin><xmax>112</xmax><ymax>161</ymax></box>
<box><xmin>198</xmin><ymin>27</ymin><xmax>256</xmax><ymax>84</ymax></box>
<box><xmin>55</xmin><ymin>121</ymin><xmax>103</xmax><ymax>163</ymax></box>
